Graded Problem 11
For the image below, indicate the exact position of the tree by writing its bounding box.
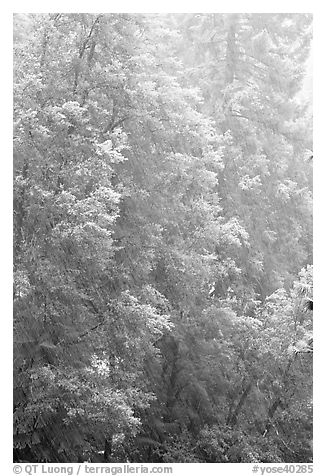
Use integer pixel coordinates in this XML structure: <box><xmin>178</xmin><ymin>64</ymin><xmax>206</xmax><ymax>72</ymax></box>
<box><xmin>14</xmin><ymin>13</ymin><xmax>312</xmax><ymax>463</ymax></box>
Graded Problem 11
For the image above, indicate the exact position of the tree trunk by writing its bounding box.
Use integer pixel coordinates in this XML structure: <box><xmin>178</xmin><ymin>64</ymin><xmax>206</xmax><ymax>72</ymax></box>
<box><xmin>225</xmin><ymin>14</ymin><xmax>238</xmax><ymax>85</ymax></box>
<box><xmin>227</xmin><ymin>380</ymin><xmax>253</xmax><ymax>427</ymax></box>
<box><xmin>262</xmin><ymin>356</ymin><xmax>297</xmax><ymax>436</ymax></box>
<box><xmin>262</xmin><ymin>397</ymin><xmax>282</xmax><ymax>436</ymax></box>
<box><xmin>104</xmin><ymin>436</ymin><xmax>112</xmax><ymax>462</ymax></box>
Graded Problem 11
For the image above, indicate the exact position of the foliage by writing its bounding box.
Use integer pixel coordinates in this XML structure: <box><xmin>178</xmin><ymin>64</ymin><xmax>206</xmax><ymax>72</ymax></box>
<box><xmin>13</xmin><ymin>13</ymin><xmax>312</xmax><ymax>463</ymax></box>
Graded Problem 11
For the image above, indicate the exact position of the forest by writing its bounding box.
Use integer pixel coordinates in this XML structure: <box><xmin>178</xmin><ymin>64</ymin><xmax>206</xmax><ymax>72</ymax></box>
<box><xmin>13</xmin><ymin>13</ymin><xmax>313</xmax><ymax>464</ymax></box>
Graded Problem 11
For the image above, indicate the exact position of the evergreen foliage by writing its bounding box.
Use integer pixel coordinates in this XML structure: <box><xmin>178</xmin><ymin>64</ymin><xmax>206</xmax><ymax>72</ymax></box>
<box><xmin>13</xmin><ymin>13</ymin><xmax>312</xmax><ymax>463</ymax></box>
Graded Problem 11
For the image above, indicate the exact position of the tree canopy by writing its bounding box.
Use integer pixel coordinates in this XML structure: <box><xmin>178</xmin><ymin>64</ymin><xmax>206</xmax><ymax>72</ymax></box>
<box><xmin>13</xmin><ymin>13</ymin><xmax>312</xmax><ymax>463</ymax></box>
